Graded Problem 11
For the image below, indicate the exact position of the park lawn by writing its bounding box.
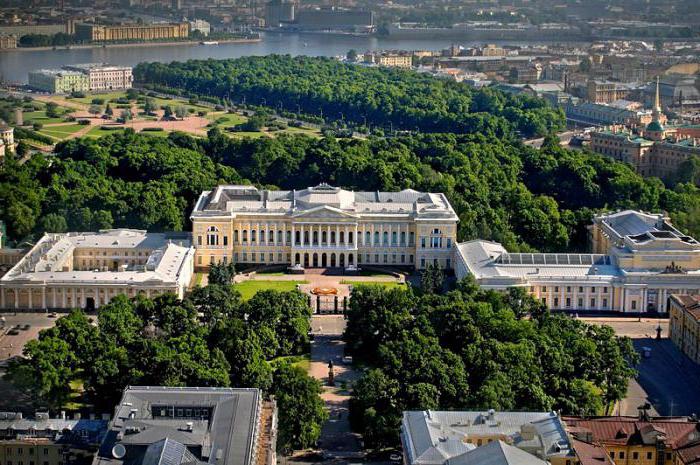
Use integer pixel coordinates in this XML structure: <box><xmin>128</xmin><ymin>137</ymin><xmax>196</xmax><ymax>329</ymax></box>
<box><xmin>227</xmin><ymin>130</ymin><xmax>269</xmax><ymax>139</ymax></box>
<box><xmin>86</xmin><ymin>126</ymin><xmax>125</xmax><ymax>138</ymax></box>
<box><xmin>208</xmin><ymin>112</ymin><xmax>248</xmax><ymax>126</ymax></box>
<box><xmin>270</xmin><ymin>354</ymin><xmax>311</xmax><ymax>371</ymax></box>
<box><xmin>23</xmin><ymin>109</ymin><xmax>71</xmax><ymax>125</ymax></box>
<box><xmin>71</xmin><ymin>92</ymin><xmax>126</xmax><ymax>105</ymax></box>
<box><xmin>38</xmin><ymin>124</ymin><xmax>86</xmax><ymax>140</ymax></box>
<box><xmin>234</xmin><ymin>280</ymin><xmax>307</xmax><ymax>300</ymax></box>
<box><xmin>341</xmin><ymin>281</ymin><xmax>406</xmax><ymax>290</ymax></box>
<box><xmin>283</xmin><ymin>125</ymin><xmax>321</xmax><ymax>137</ymax></box>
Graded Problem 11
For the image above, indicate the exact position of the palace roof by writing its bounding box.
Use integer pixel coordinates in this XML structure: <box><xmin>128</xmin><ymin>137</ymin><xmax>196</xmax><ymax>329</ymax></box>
<box><xmin>192</xmin><ymin>184</ymin><xmax>458</xmax><ymax>220</ymax></box>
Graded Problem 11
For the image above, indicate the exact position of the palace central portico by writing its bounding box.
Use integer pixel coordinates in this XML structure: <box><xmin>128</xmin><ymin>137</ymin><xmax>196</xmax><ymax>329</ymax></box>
<box><xmin>191</xmin><ymin>184</ymin><xmax>458</xmax><ymax>270</ymax></box>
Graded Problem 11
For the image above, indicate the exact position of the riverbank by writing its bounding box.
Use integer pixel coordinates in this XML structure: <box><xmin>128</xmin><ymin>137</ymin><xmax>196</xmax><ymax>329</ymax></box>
<box><xmin>1</xmin><ymin>37</ymin><xmax>262</xmax><ymax>53</ymax></box>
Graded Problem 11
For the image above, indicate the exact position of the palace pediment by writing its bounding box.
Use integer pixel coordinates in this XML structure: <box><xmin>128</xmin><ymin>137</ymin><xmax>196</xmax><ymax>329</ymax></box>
<box><xmin>292</xmin><ymin>205</ymin><xmax>358</xmax><ymax>219</ymax></box>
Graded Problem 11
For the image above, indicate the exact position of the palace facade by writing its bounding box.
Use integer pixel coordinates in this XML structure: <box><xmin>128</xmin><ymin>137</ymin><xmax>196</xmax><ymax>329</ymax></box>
<box><xmin>190</xmin><ymin>184</ymin><xmax>458</xmax><ymax>271</ymax></box>
<box><xmin>0</xmin><ymin>229</ymin><xmax>194</xmax><ymax>310</ymax></box>
<box><xmin>455</xmin><ymin>210</ymin><xmax>700</xmax><ymax>313</ymax></box>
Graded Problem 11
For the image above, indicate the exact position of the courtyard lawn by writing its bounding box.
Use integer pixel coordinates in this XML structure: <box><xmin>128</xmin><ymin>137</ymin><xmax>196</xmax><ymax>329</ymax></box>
<box><xmin>234</xmin><ymin>280</ymin><xmax>307</xmax><ymax>300</ymax></box>
<box><xmin>270</xmin><ymin>354</ymin><xmax>311</xmax><ymax>371</ymax></box>
<box><xmin>86</xmin><ymin>125</ymin><xmax>125</xmax><ymax>138</ymax></box>
<box><xmin>207</xmin><ymin>112</ymin><xmax>248</xmax><ymax>127</ymax></box>
<box><xmin>23</xmin><ymin>108</ymin><xmax>72</xmax><ymax>125</ymax></box>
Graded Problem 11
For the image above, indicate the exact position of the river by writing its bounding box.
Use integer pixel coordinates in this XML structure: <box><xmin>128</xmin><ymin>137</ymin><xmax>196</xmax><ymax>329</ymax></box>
<box><xmin>0</xmin><ymin>31</ymin><xmax>585</xmax><ymax>84</ymax></box>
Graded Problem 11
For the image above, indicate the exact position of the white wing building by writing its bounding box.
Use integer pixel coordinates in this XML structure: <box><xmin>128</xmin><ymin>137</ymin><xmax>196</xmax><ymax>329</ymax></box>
<box><xmin>455</xmin><ymin>210</ymin><xmax>700</xmax><ymax>313</ymax></box>
<box><xmin>0</xmin><ymin>229</ymin><xmax>194</xmax><ymax>310</ymax></box>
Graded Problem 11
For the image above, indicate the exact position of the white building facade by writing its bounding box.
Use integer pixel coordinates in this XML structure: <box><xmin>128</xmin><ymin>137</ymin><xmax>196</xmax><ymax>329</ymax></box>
<box><xmin>0</xmin><ymin>229</ymin><xmax>194</xmax><ymax>310</ymax></box>
<box><xmin>455</xmin><ymin>210</ymin><xmax>700</xmax><ymax>313</ymax></box>
<box><xmin>191</xmin><ymin>184</ymin><xmax>458</xmax><ymax>271</ymax></box>
<box><xmin>64</xmin><ymin>64</ymin><xmax>133</xmax><ymax>91</ymax></box>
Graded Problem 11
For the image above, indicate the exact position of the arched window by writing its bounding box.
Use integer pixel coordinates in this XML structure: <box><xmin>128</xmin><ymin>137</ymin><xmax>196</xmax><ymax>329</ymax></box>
<box><xmin>391</xmin><ymin>231</ymin><xmax>397</xmax><ymax>245</ymax></box>
<box><xmin>348</xmin><ymin>231</ymin><xmax>354</xmax><ymax>245</ymax></box>
<box><xmin>207</xmin><ymin>226</ymin><xmax>219</xmax><ymax>246</ymax></box>
<box><xmin>374</xmin><ymin>231</ymin><xmax>380</xmax><ymax>245</ymax></box>
<box><xmin>242</xmin><ymin>230</ymin><xmax>248</xmax><ymax>242</ymax></box>
<box><xmin>365</xmin><ymin>231</ymin><xmax>370</xmax><ymax>245</ymax></box>
<box><xmin>251</xmin><ymin>229</ymin><xmax>257</xmax><ymax>243</ymax></box>
<box><xmin>234</xmin><ymin>230</ymin><xmax>239</xmax><ymax>243</ymax></box>
<box><xmin>383</xmin><ymin>231</ymin><xmax>389</xmax><ymax>246</ymax></box>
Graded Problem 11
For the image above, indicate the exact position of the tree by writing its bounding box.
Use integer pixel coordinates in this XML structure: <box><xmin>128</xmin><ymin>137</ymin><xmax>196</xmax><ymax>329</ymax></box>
<box><xmin>5</xmin><ymin>336</ymin><xmax>77</xmax><ymax>409</ymax></box>
<box><xmin>208</xmin><ymin>261</ymin><xmax>236</xmax><ymax>285</ymax></box>
<box><xmin>346</xmin><ymin>49</ymin><xmax>358</xmax><ymax>61</ymax></box>
<box><xmin>175</xmin><ymin>105</ymin><xmax>187</xmax><ymax>119</ymax></box>
<box><xmin>163</xmin><ymin>105</ymin><xmax>173</xmax><ymax>118</ymax></box>
<box><xmin>120</xmin><ymin>109</ymin><xmax>132</xmax><ymax>122</ymax></box>
<box><xmin>45</xmin><ymin>102</ymin><xmax>59</xmax><ymax>118</ymax></box>
<box><xmin>143</xmin><ymin>98</ymin><xmax>156</xmax><ymax>115</ymax></box>
<box><xmin>88</xmin><ymin>104</ymin><xmax>102</xmax><ymax>116</ymax></box>
<box><xmin>420</xmin><ymin>263</ymin><xmax>444</xmax><ymax>294</ymax></box>
<box><xmin>39</xmin><ymin>213</ymin><xmax>68</xmax><ymax>233</ymax></box>
<box><xmin>105</xmin><ymin>103</ymin><xmax>113</xmax><ymax>117</ymax></box>
<box><xmin>271</xmin><ymin>363</ymin><xmax>328</xmax><ymax>452</ymax></box>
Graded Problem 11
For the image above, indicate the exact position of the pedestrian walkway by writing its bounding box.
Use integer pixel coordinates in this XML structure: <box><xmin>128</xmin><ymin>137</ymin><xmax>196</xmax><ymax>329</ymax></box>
<box><xmin>308</xmin><ymin>317</ymin><xmax>362</xmax><ymax>457</ymax></box>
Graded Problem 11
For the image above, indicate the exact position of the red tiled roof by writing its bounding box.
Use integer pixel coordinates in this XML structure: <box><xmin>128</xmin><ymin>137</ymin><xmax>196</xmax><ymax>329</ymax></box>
<box><xmin>572</xmin><ymin>439</ymin><xmax>614</xmax><ymax>465</ymax></box>
<box><xmin>670</xmin><ymin>294</ymin><xmax>700</xmax><ymax>321</ymax></box>
<box><xmin>563</xmin><ymin>417</ymin><xmax>700</xmax><ymax>449</ymax></box>
<box><xmin>677</xmin><ymin>442</ymin><xmax>700</xmax><ymax>464</ymax></box>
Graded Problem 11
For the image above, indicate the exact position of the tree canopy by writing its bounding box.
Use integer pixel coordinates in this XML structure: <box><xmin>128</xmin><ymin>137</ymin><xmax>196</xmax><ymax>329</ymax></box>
<box><xmin>346</xmin><ymin>281</ymin><xmax>638</xmax><ymax>449</ymax></box>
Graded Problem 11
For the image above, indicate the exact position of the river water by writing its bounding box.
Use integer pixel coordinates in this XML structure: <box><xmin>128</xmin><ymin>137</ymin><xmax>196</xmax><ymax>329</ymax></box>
<box><xmin>0</xmin><ymin>31</ymin><xmax>584</xmax><ymax>84</ymax></box>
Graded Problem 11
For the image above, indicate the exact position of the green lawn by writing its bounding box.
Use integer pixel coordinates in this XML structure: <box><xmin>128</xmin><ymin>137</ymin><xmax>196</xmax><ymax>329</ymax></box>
<box><xmin>23</xmin><ymin>109</ymin><xmax>71</xmax><ymax>125</ymax></box>
<box><xmin>234</xmin><ymin>280</ymin><xmax>307</xmax><ymax>300</ymax></box>
<box><xmin>270</xmin><ymin>354</ymin><xmax>311</xmax><ymax>371</ymax></box>
<box><xmin>341</xmin><ymin>281</ymin><xmax>406</xmax><ymax>290</ymax></box>
<box><xmin>208</xmin><ymin>112</ymin><xmax>248</xmax><ymax>127</ymax></box>
<box><xmin>86</xmin><ymin>126</ymin><xmax>125</xmax><ymax>138</ymax></box>
<box><xmin>38</xmin><ymin>123</ymin><xmax>86</xmax><ymax>140</ymax></box>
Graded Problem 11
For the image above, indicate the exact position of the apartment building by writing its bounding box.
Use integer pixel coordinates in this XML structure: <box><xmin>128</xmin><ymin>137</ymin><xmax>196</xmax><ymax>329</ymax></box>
<box><xmin>191</xmin><ymin>183</ymin><xmax>458</xmax><ymax>271</ymax></box>
<box><xmin>587</xmin><ymin>80</ymin><xmax>635</xmax><ymax>104</ymax></box>
<box><xmin>0</xmin><ymin>411</ymin><xmax>108</xmax><ymax>465</ymax></box>
<box><xmin>63</xmin><ymin>64</ymin><xmax>133</xmax><ymax>91</ymax></box>
<box><xmin>669</xmin><ymin>294</ymin><xmax>700</xmax><ymax>364</ymax></box>
<box><xmin>28</xmin><ymin>69</ymin><xmax>90</xmax><ymax>94</ymax></box>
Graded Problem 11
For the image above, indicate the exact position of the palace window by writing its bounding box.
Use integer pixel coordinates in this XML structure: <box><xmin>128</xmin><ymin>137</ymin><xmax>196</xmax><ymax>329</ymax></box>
<box><xmin>269</xmin><ymin>230</ymin><xmax>275</xmax><ymax>243</ymax></box>
<box><xmin>251</xmin><ymin>230</ymin><xmax>256</xmax><ymax>243</ymax></box>
<box><xmin>287</xmin><ymin>231</ymin><xmax>292</xmax><ymax>244</ymax></box>
<box><xmin>259</xmin><ymin>230</ymin><xmax>265</xmax><ymax>243</ymax></box>
<box><xmin>392</xmin><ymin>231</ymin><xmax>397</xmax><ymax>246</ymax></box>
<box><xmin>234</xmin><ymin>230</ymin><xmax>239</xmax><ymax>243</ymax></box>
<box><xmin>410</xmin><ymin>255</ymin><xmax>414</xmax><ymax>264</ymax></box>
<box><xmin>206</xmin><ymin>227</ymin><xmax>219</xmax><ymax>246</ymax></box>
<box><xmin>383</xmin><ymin>231</ymin><xmax>389</xmax><ymax>246</ymax></box>
<box><xmin>374</xmin><ymin>231</ymin><xmax>379</xmax><ymax>245</ymax></box>
<box><xmin>590</xmin><ymin>298</ymin><xmax>596</xmax><ymax>308</ymax></box>
<box><xmin>197</xmin><ymin>236</ymin><xmax>202</xmax><ymax>246</ymax></box>
<box><xmin>365</xmin><ymin>231</ymin><xmax>371</xmax><ymax>245</ymax></box>
<box><xmin>340</xmin><ymin>231</ymin><xmax>345</xmax><ymax>244</ymax></box>
<box><xmin>242</xmin><ymin>230</ymin><xmax>248</xmax><ymax>242</ymax></box>
<box><xmin>554</xmin><ymin>297</ymin><xmax>559</xmax><ymax>307</ymax></box>
<box><xmin>223</xmin><ymin>236</ymin><xmax>228</xmax><ymax>246</ymax></box>
<box><xmin>278</xmin><ymin>230</ymin><xmax>283</xmax><ymax>243</ymax></box>
<box><xmin>400</xmin><ymin>231</ymin><xmax>406</xmax><ymax>246</ymax></box>
<box><xmin>409</xmin><ymin>232</ymin><xmax>415</xmax><ymax>245</ymax></box>
<box><xmin>421</xmin><ymin>237</ymin><xmax>426</xmax><ymax>248</ymax></box>
<box><xmin>348</xmin><ymin>231</ymin><xmax>354</xmax><ymax>244</ymax></box>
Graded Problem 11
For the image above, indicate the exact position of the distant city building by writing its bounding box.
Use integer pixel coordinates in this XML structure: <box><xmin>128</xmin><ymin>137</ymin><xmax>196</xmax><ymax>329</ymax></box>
<box><xmin>93</xmin><ymin>386</ymin><xmax>275</xmax><ymax>465</ymax></box>
<box><xmin>456</xmin><ymin>210</ymin><xmax>700</xmax><ymax>313</ymax></box>
<box><xmin>0</xmin><ymin>24</ymin><xmax>67</xmax><ymax>39</ymax></box>
<box><xmin>191</xmin><ymin>184</ymin><xmax>457</xmax><ymax>271</ymax></box>
<box><xmin>480</xmin><ymin>43</ymin><xmax>506</xmax><ymax>57</ymax></box>
<box><xmin>587</xmin><ymin>80</ymin><xmax>635</xmax><ymax>104</ymax></box>
<box><xmin>289</xmin><ymin>7</ymin><xmax>373</xmax><ymax>33</ymax></box>
<box><xmin>644</xmin><ymin>74</ymin><xmax>700</xmax><ymax>110</ymax></box>
<box><xmin>189</xmin><ymin>19</ymin><xmax>211</xmax><ymax>36</ymax></box>
<box><xmin>64</xmin><ymin>63</ymin><xmax>133</xmax><ymax>91</ymax></box>
<box><xmin>28</xmin><ymin>69</ymin><xmax>90</xmax><ymax>93</ymax></box>
<box><xmin>74</xmin><ymin>22</ymin><xmax>189</xmax><ymax>42</ymax></box>
<box><xmin>401</xmin><ymin>410</ymin><xmax>572</xmax><ymax>465</ymax></box>
<box><xmin>265</xmin><ymin>0</ymin><xmax>295</xmax><ymax>28</ymax></box>
<box><xmin>566</xmin><ymin>101</ymin><xmax>657</xmax><ymax>127</ymax></box>
<box><xmin>0</xmin><ymin>35</ymin><xmax>17</xmax><ymax>49</ymax></box>
<box><xmin>0</xmin><ymin>229</ymin><xmax>194</xmax><ymax>310</ymax></box>
<box><xmin>669</xmin><ymin>294</ymin><xmax>700</xmax><ymax>364</ymax></box>
<box><xmin>363</xmin><ymin>51</ymin><xmax>413</xmax><ymax>69</ymax></box>
<box><xmin>564</xmin><ymin>415</ymin><xmax>700</xmax><ymax>464</ymax></box>
<box><xmin>589</xmin><ymin>80</ymin><xmax>700</xmax><ymax>179</ymax></box>
<box><xmin>0</xmin><ymin>411</ymin><xmax>108</xmax><ymax>465</ymax></box>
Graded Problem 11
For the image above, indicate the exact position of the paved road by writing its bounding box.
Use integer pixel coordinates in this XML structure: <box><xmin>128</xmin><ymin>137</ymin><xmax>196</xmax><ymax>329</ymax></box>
<box><xmin>633</xmin><ymin>338</ymin><xmax>700</xmax><ymax>416</ymax></box>
<box><xmin>0</xmin><ymin>312</ymin><xmax>64</xmax><ymax>361</ymax></box>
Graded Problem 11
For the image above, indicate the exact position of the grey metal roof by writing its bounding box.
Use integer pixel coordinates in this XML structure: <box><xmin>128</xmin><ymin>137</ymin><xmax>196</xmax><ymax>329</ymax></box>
<box><xmin>449</xmin><ymin>440</ymin><xmax>547</xmax><ymax>465</ymax></box>
<box><xmin>93</xmin><ymin>387</ymin><xmax>260</xmax><ymax>465</ymax></box>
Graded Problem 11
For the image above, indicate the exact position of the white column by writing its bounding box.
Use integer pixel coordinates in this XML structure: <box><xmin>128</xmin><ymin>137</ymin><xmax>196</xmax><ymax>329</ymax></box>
<box><xmin>336</xmin><ymin>225</ymin><xmax>340</xmax><ymax>246</ymax></box>
<box><xmin>63</xmin><ymin>288</ymin><xmax>67</xmax><ymax>308</ymax></box>
<box><xmin>354</xmin><ymin>224</ymin><xmax>358</xmax><ymax>247</ymax></box>
<box><xmin>14</xmin><ymin>289</ymin><xmax>19</xmax><ymax>309</ymax></box>
<box><xmin>291</xmin><ymin>224</ymin><xmax>296</xmax><ymax>246</ymax></box>
<box><xmin>28</xmin><ymin>288</ymin><xmax>33</xmax><ymax>309</ymax></box>
<box><xmin>81</xmin><ymin>288</ymin><xmax>85</xmax><ymax>308</ymax></box>
<box><xmin>42</xmin><ymin>288</ymin><xmax>46</xmax><ymax>309</ymax></box>
<box><xmin>52</xmin><ymin>288</ymin><xmax>57</xmax><ymax>308</ymax></box>
<box><xmin>327</xmin><ymin>225</ymin><xmax>331</xmax><ymax>246</ymax></box>
<box><xmin>0</xmin><ymin>288</ymin><xmax>4</xmax><ymax>309</ymax></box>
